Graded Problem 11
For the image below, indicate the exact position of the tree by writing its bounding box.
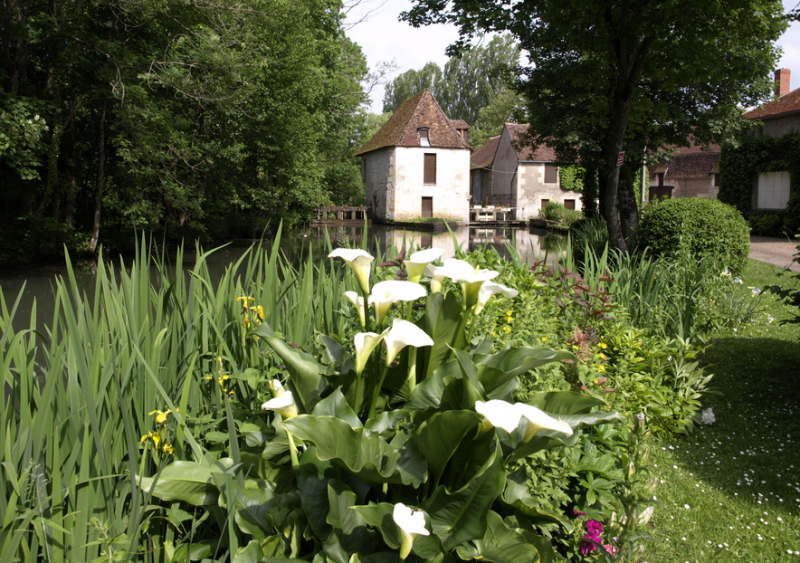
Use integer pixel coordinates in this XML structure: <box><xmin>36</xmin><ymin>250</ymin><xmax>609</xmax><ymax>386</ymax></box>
<box><xmin>404</xmin><ymin>0</ymin><xmax>787</xmax><ymax>250</ymax></box>
<box><xmin>382</xmin><ymin>35</ymin><xmax>520</xmax><ymax>141</ymax></box>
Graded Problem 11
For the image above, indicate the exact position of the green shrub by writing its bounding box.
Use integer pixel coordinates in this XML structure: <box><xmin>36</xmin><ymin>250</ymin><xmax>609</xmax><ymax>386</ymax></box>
<box><xmin>637</xmin><ymin>198</ymin><xmax>750</xmax><ymax>274</ymax></box>
<box><xmin>540</xmin><ymin>201</ymin><xmax>583</xmax><ymax>225</ymax></box>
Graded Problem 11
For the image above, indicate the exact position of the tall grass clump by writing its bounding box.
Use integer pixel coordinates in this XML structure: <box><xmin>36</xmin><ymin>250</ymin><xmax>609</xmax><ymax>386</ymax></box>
<box><xmin>0</xmin><ymin>228</ymin><xmax>355</xmax><ymax>562</ymax></box>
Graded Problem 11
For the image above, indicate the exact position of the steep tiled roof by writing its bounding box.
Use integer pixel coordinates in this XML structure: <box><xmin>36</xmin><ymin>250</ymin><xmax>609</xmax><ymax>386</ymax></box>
<box><xmin>470</xmin><ymin>135</ymin><xmax>500</xmax><ymax>170</ymax></box>
<box><xmin>355</xmin><ymin>90</ymin><xmax>470</xmax><ymax>156</ymax></box>
<box><xmin>744</xmin><ymin>88</ymin><xmax>800</xmax><ymax>120</ymax></box>
<box><xmin>506</xmin><ymin>124</ymin><xmax>557</xmax><ymax>162</ymax></box>
<box><xmin>450</xmin><ymin>119</ymin><xmax>470</xmax><ymax>130</ymax></box>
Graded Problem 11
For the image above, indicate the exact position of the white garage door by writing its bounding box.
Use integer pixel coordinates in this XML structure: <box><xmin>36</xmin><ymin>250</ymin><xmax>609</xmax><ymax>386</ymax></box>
<box><xmin>757</xmin><ymin>171</ymin><xmax>791</xmax><ymax>209</ymax></box>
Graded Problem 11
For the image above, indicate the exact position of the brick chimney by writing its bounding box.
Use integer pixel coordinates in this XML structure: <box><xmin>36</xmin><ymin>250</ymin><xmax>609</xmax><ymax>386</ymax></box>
<box><xmin>775</xmin><ymin>68</ymin><xmax>791</xmax><ymax>97</ymax></box>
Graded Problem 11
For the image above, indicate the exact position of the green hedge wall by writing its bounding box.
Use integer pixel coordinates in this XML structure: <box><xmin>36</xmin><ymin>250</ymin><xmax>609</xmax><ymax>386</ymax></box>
<box><xmin>719</xmin><ymin>133</ymin><xmax>800</xmax><ymax>236</ymax></box>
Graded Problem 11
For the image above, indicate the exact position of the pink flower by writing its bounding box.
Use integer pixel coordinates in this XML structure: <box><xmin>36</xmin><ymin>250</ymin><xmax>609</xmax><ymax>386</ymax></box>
<box><xmin>580</xmin><ymin>520</ymin><xmax>604</xmax><ymax>555</ymax></box>
<box><xmin>573</xmin><ymin>510</ymin><xmax>587</xmax><ymax>518</ymax></box>
<box><xmin>586</xmin><ymin>520</ymin><xmax>603</xmax><ymax>538</ymax></box>
<box><xmin>603</xmin><ymin>544</ymin><xmax>618</xmax><ymax>555</ymax></box>
<box><xmin>580</xmin><ymin>539</ymin><xmax>598</xmax><ymax>555</ymax></box>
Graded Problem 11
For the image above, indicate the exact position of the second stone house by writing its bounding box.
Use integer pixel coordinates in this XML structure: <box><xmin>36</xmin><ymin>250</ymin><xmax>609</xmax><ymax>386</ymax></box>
<box><xmin>469</xmin><ymin>123</ymin><xmax>582</xmax><ymax>220</ymax></box>
<box><xmin>355</xmin><ymin>90</ymin><xmax>471</xmax><ymax>223</ymax></box>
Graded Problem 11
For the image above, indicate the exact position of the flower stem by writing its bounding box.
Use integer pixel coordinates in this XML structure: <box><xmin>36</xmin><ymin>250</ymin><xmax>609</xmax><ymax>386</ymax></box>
<box><xmin>368</xmin><ymin>363</ymin><xmax>390</xmax><ymax>419</ymax></box>
<box><xmin>285</xmin><ymin>429</ymin><xmax>300</xmax><ymax>471</ymax></box>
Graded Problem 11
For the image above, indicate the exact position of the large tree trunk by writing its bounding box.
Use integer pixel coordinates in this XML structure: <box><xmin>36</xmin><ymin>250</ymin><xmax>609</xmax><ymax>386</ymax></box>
<box><xmin>618</xmin><ymin>163</ymin><xmax>640</xmax><ymax>242</ymax></box>
<box><xmin>88</xmin><ymin>101</ymin><xmax>107</xmax><ymax>255</ymax></box>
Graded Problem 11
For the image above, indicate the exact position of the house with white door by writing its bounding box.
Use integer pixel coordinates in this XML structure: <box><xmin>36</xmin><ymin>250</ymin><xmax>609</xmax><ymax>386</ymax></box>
<box><xmin>355</xmin><ymin>90</ymin><xmax>472</xmax><ymax>223</ymax></box>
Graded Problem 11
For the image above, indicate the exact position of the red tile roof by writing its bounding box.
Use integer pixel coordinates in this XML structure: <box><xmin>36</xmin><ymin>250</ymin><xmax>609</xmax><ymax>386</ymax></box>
<box><xmin>355</xmin><ymin>90</ymin><xmax>470</xmax><ymax>156</ymax></box>
<box><xmin>470</xmin><ymin>135</ymin><xmax>500</xmax><ymax>170</ymax></box>
<box><xmin>744</xmin><ymin>88</ymin><xmax>800</xmax><ymax>120</ymax></box>
<box><xmin>505</xmin><ymin>124</ymin><xmax>558</xmax><ymax>161</ymax></box>
<box><xmin>450</xmin><ymin>119</ymin><xmax>470</xmax><ymax>130</ymax></box>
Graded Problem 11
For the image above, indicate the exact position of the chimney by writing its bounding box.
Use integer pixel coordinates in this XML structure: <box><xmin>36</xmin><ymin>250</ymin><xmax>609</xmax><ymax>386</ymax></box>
<box><xmin>775</xmin><ymin>68</ymin><xmax>791</xmax><ymax>97</ymax></box>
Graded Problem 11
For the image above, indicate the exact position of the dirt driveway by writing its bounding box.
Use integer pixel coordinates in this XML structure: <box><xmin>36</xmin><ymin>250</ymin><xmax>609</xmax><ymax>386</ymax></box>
<box><xmin>749</xmin><ymin>236</ymin><xmax>799</xmax><ymax>272</ymax></box>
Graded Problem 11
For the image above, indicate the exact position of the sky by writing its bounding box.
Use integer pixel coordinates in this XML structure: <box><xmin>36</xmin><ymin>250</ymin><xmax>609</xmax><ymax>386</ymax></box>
<box><xmin>346</xmin><ymin>0</ymin><xmax>800</xmax><ymax>114</ymax></box>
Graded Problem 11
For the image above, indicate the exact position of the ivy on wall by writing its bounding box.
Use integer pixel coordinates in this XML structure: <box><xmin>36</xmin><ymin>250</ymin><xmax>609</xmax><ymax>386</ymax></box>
<box><xmin>559</xmin><ymin>165</ymin><xmax>585</xmax><ymax>193</ymax></box>
<box><xmin>719</xmin><ymin>133</ymin><xmax>800</xmax><ymax>236</ymax></box>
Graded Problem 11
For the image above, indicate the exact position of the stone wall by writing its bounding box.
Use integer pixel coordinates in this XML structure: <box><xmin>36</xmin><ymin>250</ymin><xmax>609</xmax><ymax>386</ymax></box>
<box><xmin>389</xmin><ymin>147</ymin><xmax>470</xmax><ymax>222</ymax></box>
<box><xmin>659</xmin><ymin>176</ymin><xmax>718</xmax><ymax>199</ymax></box>
<box><xmin>361</xmin><ymin>147</ymin><xmax>395</xmax><ymax>222</ymax></box>
<box><xmin>755</xmin><ymin>114</ymin><xmax>800</xmax><ymax>138</ymax></box>
<box><xmin>515</xmin><ymin>163</ymin><xmax>583</xmax><ymax>220</ymax></box>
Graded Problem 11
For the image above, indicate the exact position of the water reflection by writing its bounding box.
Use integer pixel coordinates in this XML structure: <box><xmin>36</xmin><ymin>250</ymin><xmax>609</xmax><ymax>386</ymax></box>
<box><xmin>0</xmin><ymin>225</ymin><xmax>566</xmax><ymax>333</ymax></box>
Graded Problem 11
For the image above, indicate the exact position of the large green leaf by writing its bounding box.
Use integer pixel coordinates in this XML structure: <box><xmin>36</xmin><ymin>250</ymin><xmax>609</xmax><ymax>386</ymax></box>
<box><xmin>413</xmin><ymin>410</ymin><xmax>481</xmax><ymax>486</ymax></box>
<box><xmin>475</xmin><ymin>348</ymin><xmax>575</xmax><ymax>401</ymax></box>
<box><xmin>327</xmin><ymin>480</ymin><xmax>379</xmax><ymax>554</ymax></box>
<box><xmin>255</xmin><ymin>321</ymin><xmax>327</xmax><ymax>412</ymax></box>
<box><xmin>364</xmin><ymin>409</ymin><xmax>410</xmax><ymax>435</ymax></box>
<box><xmin>501</xmin><ymin>468</ymin><xmax>574</xmax><ymax>533</ymax></box>
<box><xmin>137</xmin><ymin>461</ymin><xmax>220</xmax><ymax>506</ymax></box>
<box><xmin>285</xmin><ymin>416</ymin><xmax>427</xmax><ymax>486</ymax></box>
<box><xmin>422</xmin><ymin>292</ymin><xmax>463</xmax><ymax>379</ymax></box>
<box><xmin>233</xmin><ymin>540</ymin><xmax>265</xmax><ymax>563</ymax></box>
<box><xmin>406</xmin><ymin>358</ymin><xmax>482</xmax><ymax>413</ymax></box>
<box><xmin>455</xmin><ymin>511</ymin><xmax>541</xmax><ymax>563</ymax></box>
<box><xmin>313</xmin><ymin>388</ymin><xmax>362</xmax><ymax>429</ymax></box>
<box><xmin>423</xmin><ymin>444</ymin><xmax>505</xmax><ymax>550</ymax></box>
<box><xmin>524</xmin><ymin>391</ymin><xmax>606</xmax><ymax>415</ymax></box>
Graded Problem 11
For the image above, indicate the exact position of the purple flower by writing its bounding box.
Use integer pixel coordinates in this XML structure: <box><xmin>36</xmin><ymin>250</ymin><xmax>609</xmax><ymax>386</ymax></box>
<box><xmin>586</xmin><ymin>520</ymin><xmax>603</xmax><ymax>538</ymax></box>
<box><xmin>580</xmin><ymin>538</ymin><xmax>598</xmax><ymax>555</ymax></box>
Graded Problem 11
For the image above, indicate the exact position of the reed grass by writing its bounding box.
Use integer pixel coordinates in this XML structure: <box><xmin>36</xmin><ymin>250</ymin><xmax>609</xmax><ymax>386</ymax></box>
<box><xmin>0</xmin><ymin>227</ymin><xmax>355</xmax><ymax>562</ymax></box>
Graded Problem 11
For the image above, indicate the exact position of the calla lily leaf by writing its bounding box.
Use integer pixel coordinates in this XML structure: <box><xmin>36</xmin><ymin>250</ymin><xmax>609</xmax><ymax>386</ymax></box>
<box><xmin>364</xmin><ymin>409</ymin><xmax>410</xmax><ymax>434</ymax></box>
<box><xmin>475</xmin><ymin>348</ymin><xmax>575</xmax><ymax>401</ymax></box>
<box><xmin>455</xmin><ymin>511</ymin><xmax>543</xmax><ymax>563</ymax></box>
<box><xmin>137</xmin><ymin>461</ymin><xmax>228</xmax><ymax>506</ymax></box>
<box><xmin>254</xmin><ymin>321</ymin><xmax>326</xmax><ymax>412</ymax></box>
<box><xmin>284</xmin><ymin>416</ymin><xmax>427</xmax><ymax>487</ymax></box>
<box><xmin>421</xmin><ymin>292</ymin><xmax>464</xmax><ymax>378</ymax></box>
<box><xmin>312</xmin><ymin>388</ymin><xmax>362</xmax><ymax>429</ymax></box>
<box><xmin>523</xmin><ymin>391</ymin><xmax>606</xmax><ymax>415</ymax></box>
<box><xmin>423</xmin><ymin>445</ymin><xmax>505</xmax><ymax>551</ymax></box>
<box><xmin>327</xmin><ymin>480</ymin><xmax>380</xmax><ymax>554</ymax></box>
<box><xmin>352</xmin><ymin>503</ymin><xmax>401</xmax><ymax>548</ymax></box>
<box><xmin>413</xmin><ymin>410</ymin><xmax>482</xmax><ymax>486</ymax></box>
<box><xmin>318</xmin><ymin>334</ymin><xmax>347</xmax><ymax>366</ymax></box>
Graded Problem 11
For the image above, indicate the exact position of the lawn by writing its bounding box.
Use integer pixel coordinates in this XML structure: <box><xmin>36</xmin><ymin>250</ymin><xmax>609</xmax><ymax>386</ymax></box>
<box><xmin>644</xmin><ymin>258</ymin><xmax>800</xmax><ymax>562</ymax></box>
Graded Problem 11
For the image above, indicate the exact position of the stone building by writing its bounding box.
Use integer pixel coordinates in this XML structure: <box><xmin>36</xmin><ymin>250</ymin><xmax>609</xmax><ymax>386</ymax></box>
<box><xmin>648</xmin><ymin>141</ymin><xmax>721</xmax><ymax>200</ymax></box>
<box><xmin>469</xmin><ymin>123</ymin><xmax>582</xmax><ymax>219</ymax></box>
<box><xmin>355</xmin><ymin>90</ymin><xmax>471</xmax><ymax>223</ymax></box>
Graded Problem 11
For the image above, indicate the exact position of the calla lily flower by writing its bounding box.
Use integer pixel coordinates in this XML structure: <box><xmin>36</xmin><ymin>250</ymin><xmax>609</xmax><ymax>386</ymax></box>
<box><xmin>354</xmin><ymin>330</ymin><xmax>389</xmax><ymax>375</ymax></box>
<box><xmin>513</xmin><ymin>403</ymin><xmax>573</xmax><ymax>441</ymax></box>
<box><xmin>406</xmin><ymin>248</ymin><xmax>445</xmax><ymax>284</ymax></box>
<box><xmin>475</xmin><ymin>399</ymin><xmax>522</xmax><ymax>433</ymax></box>
<box><xmin>439</xmin><ymin>259</ymin><xmax>500</xmax><ymax>307</ymax></box>
<box><xmin>392</xmin><ymin>503</ymin><xmax>429</xmax><ymax>559</ymax></box>
<box><xmin>383</xmin><ymin>319</ymin><xmax>434</xmax><ymax>366</ymax></box>
<box><xmin>473</xmin><ymin>282</ymin><xmax>519</xmax><ymax>315</ymax></box>
<box><xmin>369</xmin><ymin>280</ymin><xmax>427</xmax><ymax>326</ymax></box>
<box><xmin>423</xmin><ymin>263</ymin><xmax>449</xmax><ymax>293</ymax></box>
<box><xmin>270</xmin><ymin>379</ymin><xmax>286</xmax><ymax>397</ymax></box>
<box><xmin>262</xmin><ymin>391</ymin><xmax>298</xmax><ymax>419</ymax></box>
<box><xmin>343</xmin><ymin>291</ymin><xmax>367</xmax><ymax>328</ymax></box>
<box><xmin>328</xmin><ymin>248</ymin><xmax>374</xmax><ymax>294</ymax></box>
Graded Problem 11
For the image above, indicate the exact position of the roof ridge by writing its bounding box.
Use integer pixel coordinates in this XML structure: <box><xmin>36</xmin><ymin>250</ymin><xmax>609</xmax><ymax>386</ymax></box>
<box><xmin>427</xmin><ymin>91</ymin><xmax>471</xmax><ymax>149</ymax></box>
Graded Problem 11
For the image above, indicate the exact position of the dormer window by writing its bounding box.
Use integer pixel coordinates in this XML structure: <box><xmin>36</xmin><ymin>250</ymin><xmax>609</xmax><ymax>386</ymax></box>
<box><xmin>418</xmin><ymin>128</ymin><xmax>431</xmax><ymax>147</ymax></box>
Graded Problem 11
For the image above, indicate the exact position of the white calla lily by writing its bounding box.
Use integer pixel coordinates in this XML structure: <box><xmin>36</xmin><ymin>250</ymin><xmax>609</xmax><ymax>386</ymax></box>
<box><xmin>475</xmin><ymin>400</ymin><xmax>522</xmax><ymax>433</ymax></box>
<box><xmin>354</xmin><ymin>330</ymin><xmax>389</xmax><ymax>375</ymax></box>
<box><xmin>269</xmin><ymin>379</ymin><xmax>286</xmax><ymax>397</ymax></box>
<box><xmin>513</xmin><ymin>403</ymin><xmax>573</xmax><ymax>441</ymax></box>
<box><xmin>328</xmin><ymin>248</ymin><xmax>374</xmax><ymax>293</ymax></box>
<box><xmin>383</xmin><ymin>319</ymin><xmax>434</xmax><ymax>366</ymax></box>
<box><xmin>406</xmin><ymin>248</ymin><xmax>445</xmax><ymax>283</ymax></box>
<box><xmin>441</xmin><ymin>259</ymin><xmax>500</xmax><ymax>307</ymax></box>
<box><xmin>423</xmin><ymin>263</ymin><xmax>449</xmax><ymax>293</ymax></box>
<box><xmin>261</xmin><ymin>391</ymin><xmax>298</xmax><ymax>419</ymax></box>
<box><xmin>343</xmin><ymin>291</ymin><xmax>367</xmax><ymax>328</ymax></box>
<box><xmin>369</xmin><ymin>280</ymin><xmax>427</xmax><ymax>326</ymax></box>
<box><xmin>473</xmin><ymin>282</ymin><xmax>519</xmax><ymax>315</ymax></box>
<box><xmin>392</xmin><ymin>503</ymin><xmax>429</xmax><ymax>559</ymax></box>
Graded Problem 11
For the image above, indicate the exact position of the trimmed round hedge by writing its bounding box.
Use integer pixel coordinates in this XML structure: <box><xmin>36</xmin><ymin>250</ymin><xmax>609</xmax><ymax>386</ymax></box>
<box><xmin>637</xmin><ymin>198</ymin><xmax>750</xmax><ymax>274</ymax></box>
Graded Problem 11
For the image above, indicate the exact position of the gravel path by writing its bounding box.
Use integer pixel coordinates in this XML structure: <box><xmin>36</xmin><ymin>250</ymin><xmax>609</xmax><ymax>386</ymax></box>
<box><xmin>749</xmin><ymin>235</ymin><xmax>799</xmax><ymax>272</ymax></box>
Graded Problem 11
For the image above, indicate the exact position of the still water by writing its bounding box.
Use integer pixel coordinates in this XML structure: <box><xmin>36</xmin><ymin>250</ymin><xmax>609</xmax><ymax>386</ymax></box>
<box><xmin>0</xmin><ymin>225</ymin><xmax>565</xmax><ymax>332</ymax></box>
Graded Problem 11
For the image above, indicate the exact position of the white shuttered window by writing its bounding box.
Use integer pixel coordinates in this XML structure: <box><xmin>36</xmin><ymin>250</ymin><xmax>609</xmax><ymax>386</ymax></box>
<box><xmin>757</xmin><ymin>171</ymin><xmax>790</xmax><ymax>209</ymax></box>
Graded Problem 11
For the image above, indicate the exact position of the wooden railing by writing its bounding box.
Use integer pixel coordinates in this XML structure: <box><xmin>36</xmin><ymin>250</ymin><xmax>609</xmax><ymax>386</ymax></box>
<box><xmin>313</xmin><ymin>205</ymin><xmax>371</xmax><ymax>221</ymax></box>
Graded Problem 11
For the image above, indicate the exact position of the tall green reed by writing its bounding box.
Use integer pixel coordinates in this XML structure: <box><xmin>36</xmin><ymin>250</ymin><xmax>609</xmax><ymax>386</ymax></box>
<box><xmin>0</xmin><ymin>227</ymin><xmax>351</xmax><ymax>562</ymax></box>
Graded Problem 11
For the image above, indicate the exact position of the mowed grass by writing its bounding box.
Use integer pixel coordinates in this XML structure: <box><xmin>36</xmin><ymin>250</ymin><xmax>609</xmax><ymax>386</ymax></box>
<box><xmin>644</xmin><ymin>258</ymin><xmax>800</xmax><ymax>562</ymax></box>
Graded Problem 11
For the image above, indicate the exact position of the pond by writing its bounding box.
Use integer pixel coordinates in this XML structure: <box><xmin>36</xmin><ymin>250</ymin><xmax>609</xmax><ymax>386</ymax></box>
<box><xmin>0</xmin><ymin>225</ymin><xmax>566</xmax><ymax>333</ymax></box>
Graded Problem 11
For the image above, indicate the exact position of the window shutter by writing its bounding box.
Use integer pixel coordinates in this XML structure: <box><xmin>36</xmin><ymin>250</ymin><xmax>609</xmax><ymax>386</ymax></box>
<box><xmin>544</xmin><ymin>164</ymin><xmax>558</xmax><ymax>184</ymax></box>
<box><xmin>564</xmin><ymin>199</ymin><xmax>575</xmax><ymax>210</ymax></box>
<box><xmin>424</xmin><ymin>154</ymin><xmax>437</xmax><ymax>184</ymax></box>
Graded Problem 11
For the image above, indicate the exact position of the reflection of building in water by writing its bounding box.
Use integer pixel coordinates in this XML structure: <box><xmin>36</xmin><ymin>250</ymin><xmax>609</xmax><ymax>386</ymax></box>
<box><xmin>376</xmin><ymin>229</ymin><xmax>470</xmax><ymax>261</ymax></box>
